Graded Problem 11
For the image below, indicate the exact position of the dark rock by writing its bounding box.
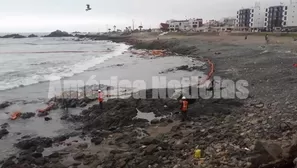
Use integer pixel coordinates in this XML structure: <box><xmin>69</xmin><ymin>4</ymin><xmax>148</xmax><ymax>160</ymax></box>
<box><xmin>0</xmin><ymin>101</ymin><xmax>10</xmax><ymax>109</ymax></box>
<box><xmin>150</xmin><ymin>119</ymin><xmax>160</xmax><ymax>124</ymax></box>
<box><xmin>37</xmin><ymin>112</ymin><xmax>49</xmax><ymax>117</ymax></box>
<box><xmin>73</xmin><ymin>152</ymin><xmax>85</xmax><ymax>160</ymax></box>
<box><xmin>15</xmin><ymin>137</ymin><xmax>53</xmax><ymax>150</ymax></box>
<box><xmin>0</xmin><ymin>34</ymin><xmax>26</xmax><ymax>38</ymax></box>
<box><xmin>49</xmin><ymin>152</ymin><xmax>60</xmax><ymax>158</ymax></box>
<box><xmin>28</xmin><ymin>34</ymin><xmax>38</xmax><ymax>38</ymax></box>
<box><xmin>1</xmin><ymin>159</ymin><xmax>16</xmax><ymax>168</ymax></box>
<box><xmin>51</xmin><ymin>162</ymin><xmax>67</xmax><ymax>168</ymax></box>
<box><xmin>145</xmin><ymin>144</ymin><xmax>158</xmax><ymax>155</ymax></box>
<box><xmin>80</xmin><ymin>102</ymin><xmax>87</xmax><ymax>107</ymax></box>
<box><xmin>78</xmin><ymin>143</ymin><xmax>88</xmax><ymax>149</ymax></box>
<box><xmin>44</xmin><ymin>117</ymin><xmax>52</xmax><ymax>121</ymax></box>
<box><xmin>250</xmin><ymin>141</ymin><xmax>282</xmax><ymax>167</ymax></box>
<box><xmin>34</xmin><ymin>157</ymin><xmax>47</xmax><ymax>165</ymax></box>
<box><xmin>21</xmin><ymin>135</ymin><xmax>31</xmax><ymax>139</ymax></box>
<box><xmin>91</xmin><ymin>137</ymin><xmax>103</xmax><ymax>145</ymax></box>
<box><xmin>0</xmin><ymin>129</ymin><xmax>9</xmax><ymax>139</ymax></box>
<box><xmin>140</xmin><ymin>137</ymin><xmax>160</xmax><ymax>145</ymax></box>
<box><xmin>32</xmin><ymin>152</ymin><xmax>43</xmax><ymax>158</ymax></box>
<box><xmin>36</xmin><ymin>147</ymin><xmax>44</xmax><ymax>153</ymax></box>
<box><xmin>1</xmin><ymin>123</ymin><xmax>9</xmax><ymax>129</ymax></box>
<box><xmin>45</xmin><ymin>30</ymin><xmax>73</xmax><ymax>37</ymax></box>
<box><xmin>20</xmin><ymin>112</ymin><xmax>36</xmax><ymax>119</ymax></box>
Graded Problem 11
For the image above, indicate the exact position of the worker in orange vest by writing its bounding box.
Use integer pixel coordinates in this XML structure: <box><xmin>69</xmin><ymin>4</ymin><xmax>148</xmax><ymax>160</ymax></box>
<box><xmin>98</xmin><ymin>90</ymin><xmax>104</xmax><ymax>110</ymax></box>
<box><xmin>180</xmin><ymin>96</ymin><xmax>189</xmax><ymax>121</ymax></box>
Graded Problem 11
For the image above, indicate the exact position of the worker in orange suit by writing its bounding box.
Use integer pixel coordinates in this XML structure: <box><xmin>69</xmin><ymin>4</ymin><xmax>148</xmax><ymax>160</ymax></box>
<box><xmin>180</xmin><ymin>96</ymin><xmax>189</xmax><ymax>121</ymax></box>
<box><xmin>98</xmin><ymin>90</ymin><xmax>104</xmax><ymax>110</ymax></box>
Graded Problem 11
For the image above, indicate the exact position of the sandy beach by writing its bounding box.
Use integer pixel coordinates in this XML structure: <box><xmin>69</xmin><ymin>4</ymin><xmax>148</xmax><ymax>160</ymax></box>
<box><xmin>1</xmin><ymin>32</ymin><xmax>297</xmax><ymax>168</ymax></box>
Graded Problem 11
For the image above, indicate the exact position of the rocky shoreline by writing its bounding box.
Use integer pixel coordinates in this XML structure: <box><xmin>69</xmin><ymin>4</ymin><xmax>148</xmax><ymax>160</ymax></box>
<box><xmin>1</xmin><ymin>33</ymin><xmax>297</xmax><ymax>168</ymax></box>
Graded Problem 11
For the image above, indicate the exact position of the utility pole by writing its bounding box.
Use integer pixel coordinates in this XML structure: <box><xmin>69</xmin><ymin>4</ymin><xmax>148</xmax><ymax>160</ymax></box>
<box><xmin>132</xmin><ymin>19</ymin><xmax>135</xmax><ymax>30</ymax></box>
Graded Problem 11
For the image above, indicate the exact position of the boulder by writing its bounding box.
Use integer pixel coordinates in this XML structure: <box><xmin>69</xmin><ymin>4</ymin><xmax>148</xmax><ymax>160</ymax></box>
<box><xmin>15</xmin><ymin>137</ymin><xmax>53</xmax><ymax>150</ymax></box>
<box><xmin>150</xmin><ymin>119</ymin><xmax>160</xmax><ymax>125</ymax></box>
<box><xmin>1</xmin><ymin>123</ymin><xmax>9</xmax><ymax>129</ymax></box>
<box><xmin>0</xmin><ymin>34</ymin><xmax>26</xmax><ymax>38</ymax></box>
<box><xmin>91</xmin><ymin>137</ymin><xmax>103</xmax><ymax>145</ymax></box>
<box><xmin>145</xmin><ymin>144</ymin><xmax>158</xmax><ymax>155</ymax></box>
<box><xmin>0</xmin><ymin>101</ymin><xmax>10</xmax><ymax>109</ymax></box>
<box><xmin>28</xmin><ymin>34</ymin><xmax>38</xmax><ymax>38</ymax></box>
<box><xmin>44</xmin><ymin>117</ymin><xmax>52</xmax><ymax>121</ymax></box>
<box><xmin>32</xmin><ymin>152</ymin><xmax>43</xmax><ymax>158</ymax></box>
<box><xmin>0</xmin><ymin>129</ymin><xmax>9</xmax><ymax>139</ymax></box>
<box><xmin>44</xmin><ymin>30</ymin><xmax>73</xmax><ymax>37</ymax></box>
<box><xmin>73</xmin><ymin>152</ymin><xmax>85</xmax><ymax>160</ymax></box>
<box><xmin>20</xmin><ymin>112</ymin><xmax>36</xmax><ymax>119</ymax></box>
<box><xmin>250</xmin><ymin>141</ymin><xmax>283</xmax><ymax>167</ymax></box>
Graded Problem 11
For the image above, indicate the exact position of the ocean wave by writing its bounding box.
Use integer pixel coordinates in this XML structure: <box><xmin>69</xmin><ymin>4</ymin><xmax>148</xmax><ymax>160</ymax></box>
<box><xmin>0</xmin><ymin>43</ymin><xmax>129</xmax><ymax>91</ymax></box>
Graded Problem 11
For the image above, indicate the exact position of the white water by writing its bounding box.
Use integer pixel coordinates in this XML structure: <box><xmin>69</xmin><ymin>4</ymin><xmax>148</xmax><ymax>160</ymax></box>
<box><xmin>0</xmin><ymin>37</ymin><xmax>129</xmax><ymax>90</ymax></box>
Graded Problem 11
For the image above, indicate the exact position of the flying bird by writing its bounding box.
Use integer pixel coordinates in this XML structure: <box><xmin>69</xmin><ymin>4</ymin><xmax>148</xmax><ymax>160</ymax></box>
<box><xmin>86</xmin><ymin>4</ymin><xmax>92</xmax><ymax>11</ymax></box>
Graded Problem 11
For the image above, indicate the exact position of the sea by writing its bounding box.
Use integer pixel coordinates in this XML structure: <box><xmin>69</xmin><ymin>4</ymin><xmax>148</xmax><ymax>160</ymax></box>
<box><xmin>0</xmin><ymin>35</ymin><xmax>129</xmax><ymax>91</ymax></box>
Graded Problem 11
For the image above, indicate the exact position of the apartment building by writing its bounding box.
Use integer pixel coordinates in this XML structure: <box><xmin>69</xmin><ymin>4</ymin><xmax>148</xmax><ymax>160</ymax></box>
<box><xmin>264</xmin><ymin>5</ymin><xmax>284</xmax><ymax>31</ymax></box>
<box><xmin>167</xmin><ymin>18</ymin><xmax>203</xmax><ymax>31</ymax></box>
<box><xmin>236</xmin><ymin>8</ymin><xmax>251</xmax><ymax>30</ymax></box>
<box><xmin>282</xmin><ymin>0</ymin><xmax>297</xmax><ymax>28</ymax></box>
<box><xmin>249</xmin><ymin>3</ymin><xmax>265</xmax><ymax>31</ymax></box>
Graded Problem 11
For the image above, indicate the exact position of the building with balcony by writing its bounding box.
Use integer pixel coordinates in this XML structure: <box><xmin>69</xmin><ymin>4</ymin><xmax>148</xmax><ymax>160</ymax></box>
<box><xmin>249</xmin><ymin>2</ymin><xmax>266</xmax><ymax>32</ymax></box>
<box><xmin>236</xmin><ymin>8</ymin><xmax>251</xmax><ymax>30</ymax></box>
<box><xmin>282</xmin><ymin>0</ymin><xmax>297</xmax><ymax>29</ymax></box>
<box><xmin>166</xmin><ymin>18</ymin><xmax>203</xmax><ymax>31</ymax></box>
<box><xmin>264</xmin><ymin>5</ymin><xmax>284</xmax><ymax>31</ymax></box>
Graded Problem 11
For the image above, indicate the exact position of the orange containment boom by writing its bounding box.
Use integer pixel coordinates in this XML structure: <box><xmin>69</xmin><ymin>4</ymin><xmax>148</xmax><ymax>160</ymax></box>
<box><xmin>151</xmin><ymin>50</ymin><xmax>165</xmax><ymax>56</ymax></box>
<box><xmin>10</xmin><ymin>111</ymin><xmax>21</xmax><ymax>120</ymax></box>
<box><xmin>37</xmin><ymin>103</ymin><xmax>54</xmax><ymax>113</ymax></box>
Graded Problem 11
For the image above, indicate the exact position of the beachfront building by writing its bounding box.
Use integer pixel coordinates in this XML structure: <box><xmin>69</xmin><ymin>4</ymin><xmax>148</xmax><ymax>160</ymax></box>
<box><xmin>166</xmin><ymin>18</ymin><xmax>203</xmax><ymax>31</ymax></box>
<box><xmin>222</xmin><ymin>17</ymin><xmax>236</xmax><ymax>27</ymax></box>
<box><xmin>249</xmin><ymin>2</ymin><xmax>265</xmax><ymax>32</ymax></box>
<box><xmin>264</xmin><ymin>5</ymin><xmax>284</xmax><ymax>31</ymax></box>
<box><xmin>236</xmin><ymin>8</ymin><xmax>251</xmax><ymax>31</ymax></box>
<box><xmin>282</xmin><ymin>0</ymin><xmax>297</xmax><ymax>30</ymax></box>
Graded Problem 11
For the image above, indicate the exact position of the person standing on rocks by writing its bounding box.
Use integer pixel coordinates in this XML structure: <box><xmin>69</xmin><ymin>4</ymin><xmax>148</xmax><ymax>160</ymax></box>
<box><xmin>98</xmin><ymin>90</ymin><xmax>104</xmax><ymax>110</ymax></box>
<box><xmin>180</xmin><ymin>96</ymin><xmax>189</xmax><ymax>121</ymax></box>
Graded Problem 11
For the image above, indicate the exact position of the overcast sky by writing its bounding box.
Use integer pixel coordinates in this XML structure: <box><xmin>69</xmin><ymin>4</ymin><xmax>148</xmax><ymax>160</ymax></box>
<box><xmin>0</xmin><ymin>0</ymin><xmax>290</xmax><ymax>32</ymax></box>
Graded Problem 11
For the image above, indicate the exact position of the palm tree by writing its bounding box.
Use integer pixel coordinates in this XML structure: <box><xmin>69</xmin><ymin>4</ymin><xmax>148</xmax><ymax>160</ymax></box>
<box><xmin>108</xmin><ymin>28</ymin><xmax>111</xmax><ymax>33</ymax></box>
<box><xmin>113</xmin><ymin>25</ymin><xmax>116</xmax><ymax>32</ymax></box>
<box><xmin>139</xmin><ymin>25</ymin><xmax>143</xmax><ymax>31</ymax></box>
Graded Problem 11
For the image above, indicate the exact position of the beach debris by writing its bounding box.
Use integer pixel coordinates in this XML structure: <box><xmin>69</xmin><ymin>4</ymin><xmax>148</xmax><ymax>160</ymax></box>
<box><xmin>86</xmin><ymin>4</ymin><xmax>92</xmax><ymax>11</ymax></box>
<box><xmin>194</xmin><ymin>149</ymin><xmax>201</xmax><ymax>158</ymax></box>
<box><xmin>37</xmin><ymin>103</ymin><xmax>55</xmax><ymax>113</ymax></box>
<box><xmin>10</xmin><ymin>111</ymin><xmax>21</xmax><ymax>120</ymax></box>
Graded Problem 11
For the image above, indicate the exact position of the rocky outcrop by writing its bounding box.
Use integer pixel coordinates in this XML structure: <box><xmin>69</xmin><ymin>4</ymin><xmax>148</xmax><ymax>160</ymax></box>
<box><xmin>0</xmin><ymin>34</ymin><xmax>26</xmax><ymax>38</ymax></box>
<box><xmin>0</xmin><ymin>101</ymin><xmax>11</xmax><ymax>109</ymax></box>
<box><xmin>28</xmin><ymin>34</ymin><xmax>38</xmax><ymax>38</ymax></box>
<box><xmin>0</xmin><ymin>129</ymin><xmax>9</xmax><ymax>139</ymax></box>
<box><xmin>44</xmin><ymin>30</ymin><xmax>73</xmax><ymax>37</ymax></box>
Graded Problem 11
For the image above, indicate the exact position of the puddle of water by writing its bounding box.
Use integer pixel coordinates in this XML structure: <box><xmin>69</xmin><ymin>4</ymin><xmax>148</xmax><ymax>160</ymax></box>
<box><xmin>135</xmin><ymin>109</ymin><xmax>161</xmax><ymax>122</ymax></box>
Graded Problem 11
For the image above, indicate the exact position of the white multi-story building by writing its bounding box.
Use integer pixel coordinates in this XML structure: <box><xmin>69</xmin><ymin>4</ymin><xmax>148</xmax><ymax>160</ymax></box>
<box><xmin>167</xmin><ymin>18</ymin><xmax>203</xmax><ymax>31</ymax></box>
<box><xmin>249</xmin><ymin>2</ymin><xmax>265</xmax><ymax>31</ymax></box>
<box><xmin>282</xmin><ymin>0</ymin><xmax>297</xmax><ymax>28</ymax></box>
